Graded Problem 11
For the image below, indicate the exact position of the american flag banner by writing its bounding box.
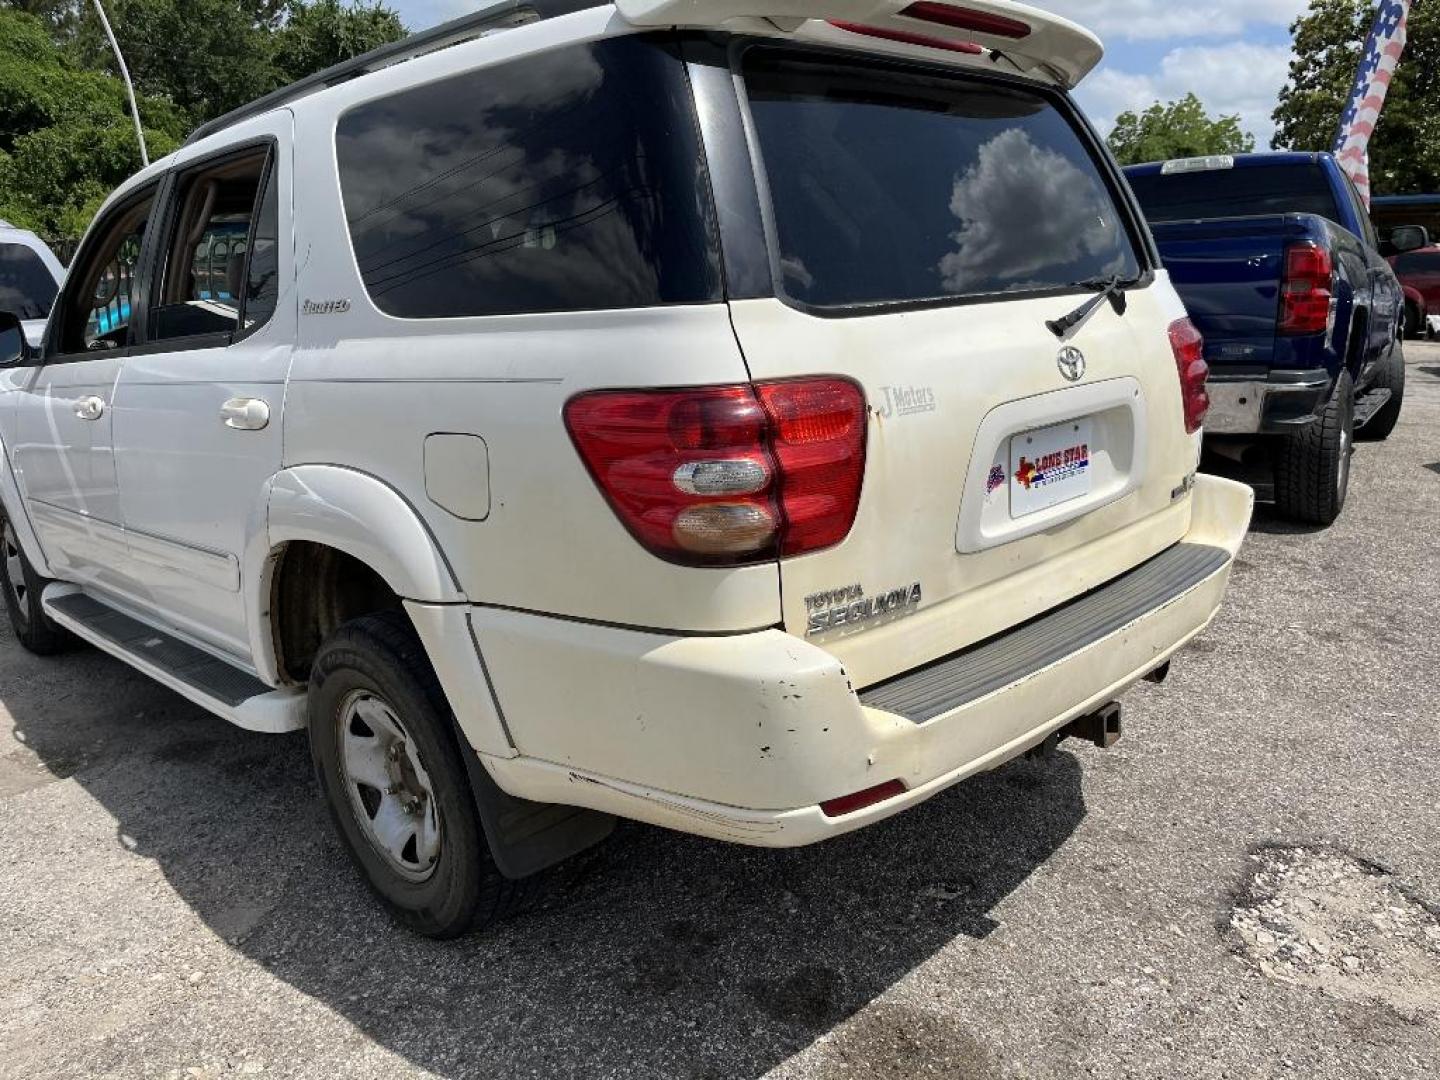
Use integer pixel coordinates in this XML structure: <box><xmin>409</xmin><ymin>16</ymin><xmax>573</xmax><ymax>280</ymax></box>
<box><xmin>1333</xmin><ymin>0</ymin><xmax>1411</xmax><ymax>207</ymax></box>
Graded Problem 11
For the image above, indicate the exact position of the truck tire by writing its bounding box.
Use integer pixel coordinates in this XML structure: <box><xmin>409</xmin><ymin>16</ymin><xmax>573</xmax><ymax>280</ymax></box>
<box><xmin>1274</xmin><ymin>372</ymin><xmax>1354</xmax><ymax>527</ymax></box>
<box><xmin>0</xmin><ymin>513</ymin><xmax>71</xmax><ymax>655</ymax></box>
<box><xmin>308</xmin><ymin>610</ymin><xmax>536</xmax><ymax>938</ymax></box>
<box><xmin>1405</xmin><ymin>300</ymin><xmax>1423</xmax><ymax>339</ymax></box>
<box><xmin>1357</xmin><ymin>339</ymin><xmax>1405</xmax><ymax>442</ymax></box>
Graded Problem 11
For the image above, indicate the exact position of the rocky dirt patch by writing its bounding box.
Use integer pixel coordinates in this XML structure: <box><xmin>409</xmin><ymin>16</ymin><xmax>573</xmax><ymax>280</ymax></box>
<box><xmin>1230</xmin><ymin>845</ymin><xmax>1440</xmax><ymax>1019</ymax></box>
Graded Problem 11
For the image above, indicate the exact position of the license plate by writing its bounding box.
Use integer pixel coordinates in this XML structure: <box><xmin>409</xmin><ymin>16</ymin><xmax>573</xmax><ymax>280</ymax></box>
<box><xmin>1010</xmin><ymin>418</ymin><xmax>1093</xmax><ymax>518</ymax></box>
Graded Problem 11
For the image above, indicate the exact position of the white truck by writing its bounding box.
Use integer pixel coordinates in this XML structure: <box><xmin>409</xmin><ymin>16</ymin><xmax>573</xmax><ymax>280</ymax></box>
<box><xmin>0</xmin><ymin>1</ymin><xmax>1251</xmax><ymax>937</ymax></box>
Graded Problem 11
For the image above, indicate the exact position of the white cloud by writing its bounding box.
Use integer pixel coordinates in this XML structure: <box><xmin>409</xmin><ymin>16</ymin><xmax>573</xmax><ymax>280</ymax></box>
<box><xmin>1040</xmin><ymin>0</ymin><xmax>1307</xmax><ymax>41</ymax></box>
<box><xmin>1076</xmin><ymin>42</ymin><xmax>1296</xmax><ymax>148</ymax></box>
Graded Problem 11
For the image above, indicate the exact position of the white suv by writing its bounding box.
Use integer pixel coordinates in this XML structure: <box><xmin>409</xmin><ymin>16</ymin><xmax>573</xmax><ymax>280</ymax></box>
<box><xmin>0</xmin><ymin>0</ymin><xmax>1252</xmax><ymax>937</ymax></box>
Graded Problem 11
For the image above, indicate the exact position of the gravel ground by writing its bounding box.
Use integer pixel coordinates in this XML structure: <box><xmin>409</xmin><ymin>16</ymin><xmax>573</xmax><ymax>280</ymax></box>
<box><xmin>2</xmin><ymin>344</ymin><xmax>1438</xmax><ymax>1080</ymax></box>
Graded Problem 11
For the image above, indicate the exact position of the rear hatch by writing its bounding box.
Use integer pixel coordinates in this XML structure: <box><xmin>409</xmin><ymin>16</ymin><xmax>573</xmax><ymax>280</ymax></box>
<box><xmin>728</xmin><ymin>46</ymin><xmax>1200</xmax><ymax>687</ymax></box>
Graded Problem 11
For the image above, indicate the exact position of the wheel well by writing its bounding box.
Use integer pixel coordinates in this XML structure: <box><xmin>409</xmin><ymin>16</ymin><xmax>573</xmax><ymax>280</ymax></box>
<box><xmin>270</xmin><ymin>542</ymin><xmax>404</xmax><ymax>684</ymax></box>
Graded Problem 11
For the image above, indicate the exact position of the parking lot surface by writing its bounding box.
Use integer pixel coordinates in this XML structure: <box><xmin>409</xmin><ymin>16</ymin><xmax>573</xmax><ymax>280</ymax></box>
<box><xmin>2</xmin><ymin>344</ymin><xmax>1438</xmax><ymax>1080</ymax></box>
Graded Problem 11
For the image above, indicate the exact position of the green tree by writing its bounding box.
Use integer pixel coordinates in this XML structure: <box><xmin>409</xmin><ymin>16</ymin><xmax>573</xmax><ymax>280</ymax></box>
<box><xmin>0</xmin><ymin>7</ymin><xmax>183</xmax><ymax>236</ymax></box>
<box><xmin>67</xmin><ymin>0</ymin><xmax>404</xmax><ymax>126</ymax></box>
<box><xmin>1272</xmin><ymin>0</ymin><xmax>1440</xmax><ymax>194</ymax></box>
<box><xmin>272</xmin><ymin>0</ymin><xmax>406</xmax><ymax>85</ymax></box>
<box><xmin>1107</xmin><ymin>93</ymin><xmax>1256</xmax><ymax>166</ymax></box>
<box><xmin>0</xmin><ymin>1</ymin><xmax>406</xmax><ymax>239</ymax></box>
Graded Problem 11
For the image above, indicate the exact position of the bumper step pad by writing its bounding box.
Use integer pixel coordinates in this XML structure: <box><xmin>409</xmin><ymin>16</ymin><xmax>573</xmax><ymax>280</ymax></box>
<box><xmin>859</xmin><ymin>543</ymin><xmax>1231</xmax><ymax>724</ymax></box>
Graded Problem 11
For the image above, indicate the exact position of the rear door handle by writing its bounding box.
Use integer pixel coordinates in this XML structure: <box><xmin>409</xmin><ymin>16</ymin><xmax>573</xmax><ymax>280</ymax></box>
<box><xmin>221</xmin><ymin>398</ymin><xmax>270</xmax><ymax>431</ymax></box>
<box><xmin>74</xmin><ymin>396</ymin><xmax>105</xmax><ymax>421</ymax></box>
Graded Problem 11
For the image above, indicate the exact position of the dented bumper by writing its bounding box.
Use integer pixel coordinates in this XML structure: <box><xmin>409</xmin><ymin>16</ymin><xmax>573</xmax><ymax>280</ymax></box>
<box><xmin>476</xmin><ymin>474</ymin><xmax>1254</xmax><ymax>846</ymax></box>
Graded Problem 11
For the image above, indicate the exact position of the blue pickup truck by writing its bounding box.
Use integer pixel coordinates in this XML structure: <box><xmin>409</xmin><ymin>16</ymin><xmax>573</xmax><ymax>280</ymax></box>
<box><xmin>1124</xmin><ymin>152</ymin><xmax>1423</xmax><ymax>525</ymax></box>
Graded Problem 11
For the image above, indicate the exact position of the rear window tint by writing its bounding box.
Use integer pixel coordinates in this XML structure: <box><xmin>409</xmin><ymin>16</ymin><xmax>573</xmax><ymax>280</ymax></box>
<box><xmin>742</xmin><ymin>52</ymin><xmax>1141</xmax><ymax>310</ymax></box>
<box><xmin>0</xmin><ymin>242</ymin><xmax>59</xmax><ymax>322</ymax></box>
<box><xmin>336</xmin><ymin>37</ymin><xmax>721</xmax><ymax>319</ymax></box>
<box><xmin>1128</xmin><ymin>164</ymin><xmax>1343</xmax><ymax>226</ymax></box>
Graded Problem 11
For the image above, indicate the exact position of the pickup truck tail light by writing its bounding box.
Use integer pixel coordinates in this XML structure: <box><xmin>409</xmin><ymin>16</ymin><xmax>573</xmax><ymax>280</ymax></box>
<box><xmin>1279</xmin><ymin>242</ymin><xmax>1334</xmax><ymax>335</ymax></box>
<box><xmin>1168</xmin><ymin>318</ymin><xmax>1210</xmax><ymax>434</ymax></box>
<box><xmin>565</xmin><ymin>379</ymin><xmax>867</xmax><ymax>567</ymax></box>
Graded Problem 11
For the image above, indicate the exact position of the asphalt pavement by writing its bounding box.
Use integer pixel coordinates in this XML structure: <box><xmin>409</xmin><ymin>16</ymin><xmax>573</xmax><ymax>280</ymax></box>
<box><xmin>2</xmin><ymin>344</ymin><xmax>1438</xmax><ymax>1080</ymax></box>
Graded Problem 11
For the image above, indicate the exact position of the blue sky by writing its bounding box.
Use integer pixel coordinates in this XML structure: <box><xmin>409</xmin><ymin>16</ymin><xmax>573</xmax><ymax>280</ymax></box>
<box><xmin>386</xmin><ymin>1</ymin><xmax>1311</xmax><ymax>145</ymax></box>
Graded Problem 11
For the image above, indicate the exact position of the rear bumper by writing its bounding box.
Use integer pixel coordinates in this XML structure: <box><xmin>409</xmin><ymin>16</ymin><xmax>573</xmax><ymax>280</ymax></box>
<box><xmin>1205</xmin><ymin>371</ymin><xmax>1332</xmax><ymax>435</ymax></box>
<box><xmin>476</xmin><ymin>474</ymin><xmax>1254</xmax><ymax>847</ymax></box>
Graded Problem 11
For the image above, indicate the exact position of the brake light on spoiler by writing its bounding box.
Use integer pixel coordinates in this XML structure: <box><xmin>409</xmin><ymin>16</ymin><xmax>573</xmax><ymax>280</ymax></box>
<box><xmin>613</xmin><ymin>0</ymin><xmax>1104</xmax><ymax>87</ymax></box>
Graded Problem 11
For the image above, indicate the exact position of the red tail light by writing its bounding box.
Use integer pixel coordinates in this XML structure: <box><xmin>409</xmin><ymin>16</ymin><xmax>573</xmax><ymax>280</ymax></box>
<box><xmin>828</xmin><ymin>20</ymin><xmax>983</xmax><ymax>54</ymax></box>
<box><xmin>565</xmin><ymin>379</ymin><xmax>867</xmax><ymax>567</ymax></box>
<box><xmin>1168</xmin><ymin>318</ymin><xmax>1210</xmax><ymax>435</ymax></box>
<box><xmin>1279</xmin><ymin>242</ymin><xmax>1334</xmax><ymax>336</ymax></box>
<box><xmin>900</xmin><ymin>2</ymin><xmax>1032</xmax><ymax>38</ymax></box>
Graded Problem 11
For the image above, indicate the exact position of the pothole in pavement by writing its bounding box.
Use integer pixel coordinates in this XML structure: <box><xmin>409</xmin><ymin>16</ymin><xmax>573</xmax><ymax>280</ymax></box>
<box><xmin>1228</xmin><ymin>845</ymin><xmax>1440</xmax><ymax>1019</ymax></box>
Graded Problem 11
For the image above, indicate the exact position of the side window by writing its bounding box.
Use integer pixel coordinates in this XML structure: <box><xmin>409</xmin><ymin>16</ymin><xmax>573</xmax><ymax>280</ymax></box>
<box><xmin>335</xmin><ymin>36</ymin><xmax>721</xmax><ymax>319</ymax></box>
<box><xmin>149</xmin><ymin>147</ymin><xmax>277</xmax><ymax>344</ymax></box>
<box><xmin>241</xmin><ymin>163</ymin><xmax>280</xmax><ymax>333</ymax></box>
<box><xmin>53</xmin><ymin>188</ymin><xmax>156</xmax><ymax>356</ymax></box>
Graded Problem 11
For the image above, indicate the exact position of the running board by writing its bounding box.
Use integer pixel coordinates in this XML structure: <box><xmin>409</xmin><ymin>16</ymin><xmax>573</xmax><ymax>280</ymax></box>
<box><xmin>1354</xmin><ymin>387</ymin><xmax>1393</xmax><ymax>429</ymax></box>
<box><xmin>41</xmin><ymin>585</ymin><xmax>306</xmax><ymax>734</ymax></box>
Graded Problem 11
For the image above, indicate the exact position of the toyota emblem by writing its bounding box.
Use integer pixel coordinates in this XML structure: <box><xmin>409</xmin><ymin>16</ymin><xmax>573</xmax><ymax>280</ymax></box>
<box><xmin>1057</xmin><ymin>346</ymin><xmax>1087</xmax><ymax>382</ymax></box>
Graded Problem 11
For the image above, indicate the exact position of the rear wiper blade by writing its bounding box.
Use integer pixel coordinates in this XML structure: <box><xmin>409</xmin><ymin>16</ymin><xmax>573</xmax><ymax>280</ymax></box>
<box><xmin>1046</xmin><ymin>276</ymin><xmax>1135</xmax><ymax>340</ymax></box>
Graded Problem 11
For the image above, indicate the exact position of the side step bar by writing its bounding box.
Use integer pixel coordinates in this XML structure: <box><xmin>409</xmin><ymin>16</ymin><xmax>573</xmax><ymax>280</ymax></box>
<box><xmin>41</xmin><ymin>585</ymin><xmax>306</xmax><ymax>734</ymax></box>
<box><xmin>1354</xmin><ymin>387</ymin><xmax>1393</xmax><ymax>429</ymax></box>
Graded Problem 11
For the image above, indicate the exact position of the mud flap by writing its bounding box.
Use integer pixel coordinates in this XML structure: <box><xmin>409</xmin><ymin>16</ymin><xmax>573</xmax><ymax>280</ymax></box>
<box><xmin>456</xmin><ymin>725</ymin><xmax>615</xmax><ymax>880</ymax></box>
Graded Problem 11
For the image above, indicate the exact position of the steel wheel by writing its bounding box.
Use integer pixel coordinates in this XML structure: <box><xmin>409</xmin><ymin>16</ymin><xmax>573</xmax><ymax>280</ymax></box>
<box><xmin>338</xmin><ymin>690</ymin><xmax>442</xmax><ymax>883</ymax></box>
<box><xmin>2</xmin><ymin>521</ymin><xmax>28</xmax><ymax>624</ymax></box>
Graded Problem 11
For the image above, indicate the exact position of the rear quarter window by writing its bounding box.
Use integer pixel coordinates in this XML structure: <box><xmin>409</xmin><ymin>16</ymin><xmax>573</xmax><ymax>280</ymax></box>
<box><xmin>336</xmin><ymin>37</ymin><xmax>722</xmax><ymax>320</ymax></box>
<box><xmin>741</xmin><ymin>51</ymin><xmax>1142</xmax><ymax>310</ymax></box>
<box><xmin>0</xmin><ymin>243</ymin><xmax>59</xmax><ymax>321</ymax></box>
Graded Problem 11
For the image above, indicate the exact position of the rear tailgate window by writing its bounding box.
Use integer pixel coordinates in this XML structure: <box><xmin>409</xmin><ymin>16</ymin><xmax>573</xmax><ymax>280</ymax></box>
<box><xmin>742</xmin><ymin>50</ymin><xmax>1142</xmax><ymax>310</ymax></box>
<box><xmin>1128</xmin><ymin>164</ymin><xmax>1342</xmax><ymax>225</ymax></box>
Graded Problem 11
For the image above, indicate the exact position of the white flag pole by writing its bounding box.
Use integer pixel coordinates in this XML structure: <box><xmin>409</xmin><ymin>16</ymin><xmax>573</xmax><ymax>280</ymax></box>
<box><xmin>92</xmin><ymin>0</ymin><xmax>149</xmax><ymax>167</ymax></box>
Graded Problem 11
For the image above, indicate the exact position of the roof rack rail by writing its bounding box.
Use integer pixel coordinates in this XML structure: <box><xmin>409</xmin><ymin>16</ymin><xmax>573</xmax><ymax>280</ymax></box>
<box><xmin>183</xmin><ymin>0</ymin><xmax>601</xmax><ymax>148</ymax></box>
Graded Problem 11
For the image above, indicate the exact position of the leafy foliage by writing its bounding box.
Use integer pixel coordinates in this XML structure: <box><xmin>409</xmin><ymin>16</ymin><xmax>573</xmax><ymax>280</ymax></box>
<box><xmin>0</xmin><ymin>7</ymin><xmax>183</xmax><ymax>236</ymax></box>
<box><xmin>0</xmin><ymin>0</ymin><xmax>405</xmax><ymax>239</ymax></box>
<box><xmin>1272</xmin><ymin>0</ymin><xmax>1440</xmax><ymax>194</ymax></box>
<box><xmin>1107</xmin><ymin>93</ymin><xmax>1256</xmax><ymax>166</ymax></box>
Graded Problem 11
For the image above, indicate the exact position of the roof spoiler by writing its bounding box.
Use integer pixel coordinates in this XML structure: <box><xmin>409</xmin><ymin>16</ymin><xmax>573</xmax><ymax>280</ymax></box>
<box><xmin>614</xmin><ymin>0</ymin><xmax>1103</xmax><ymax>86</ymax></box>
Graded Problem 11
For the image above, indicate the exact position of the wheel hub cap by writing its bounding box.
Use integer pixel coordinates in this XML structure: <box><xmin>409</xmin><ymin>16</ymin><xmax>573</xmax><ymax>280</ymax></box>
<box><xmin>338</xmin><ymin>691</ymin><xmax>442</xmax><ymax>883</ymax></box>
<box><xmin>2</xmin><ymin>522</ymin><xmax>27</xmax><ymax>617</ymax></box>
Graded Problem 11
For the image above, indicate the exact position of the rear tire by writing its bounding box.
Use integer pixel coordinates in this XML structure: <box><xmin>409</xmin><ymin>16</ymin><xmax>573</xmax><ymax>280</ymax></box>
<box><xmin>308</xmin><ymin>610</ymin><xmax>534</xmax><ymax>938</ymax></box>
<box><xmin>1357</xmin><ymin>339</ymin><xmax>1404</xmax><ymax>442</ymax></box>
<box><xmin>1274</xmin><ymin>372</ymin><xmax>1354</xmax><ymax>527</ymax></box>
<box><xmin>0</xmin><ymin>512</ymin><xmax>70</xmax><ymax>655</ymax></box>
<box><xmin>1404</xmin><ymin>301</ymin><xmax>1423</xmax><ymax>340</ymax></box>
